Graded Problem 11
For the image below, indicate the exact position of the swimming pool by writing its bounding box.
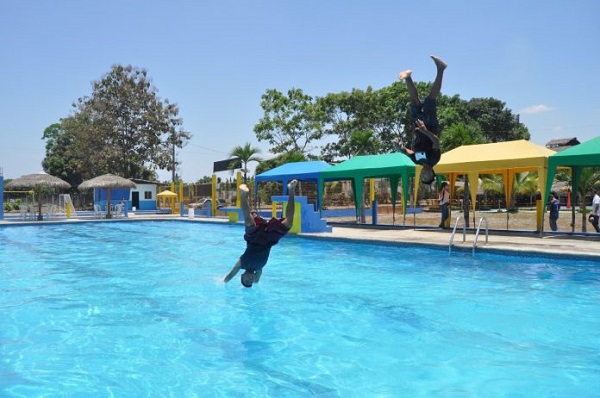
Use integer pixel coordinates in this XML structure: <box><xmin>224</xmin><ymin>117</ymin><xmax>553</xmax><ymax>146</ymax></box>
<box><xmin>0</xmin><ymin>221</ymin><xmax>598</xmax><ymax>397</ymax></box>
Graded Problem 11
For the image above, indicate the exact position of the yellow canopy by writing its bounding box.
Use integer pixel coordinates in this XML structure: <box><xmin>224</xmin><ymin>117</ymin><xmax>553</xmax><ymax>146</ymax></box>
<box><xmin>157</xmin><ymin>189</ymin><xmax>178</xmax><ymax>198</ymax></box>
<box><xmin>435</xmin><ymin>139</ymin><xmax>555</xmax><ymax>174</ymax></box>
<box><xmin>418</xmin><ymin>140</ymin><xmax>555</xmax><ymax>229</ymax></box>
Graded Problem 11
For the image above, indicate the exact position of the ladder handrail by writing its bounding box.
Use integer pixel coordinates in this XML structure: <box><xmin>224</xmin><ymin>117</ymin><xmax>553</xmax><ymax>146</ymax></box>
<box><xmin>473</xmin><ymin>217</ymin><xmax>489</xmax><ymax>255</ymax></box>
<box><xmin>449</xmin><ymin>215</ymin><xmax>466</xmax><ymax>253</ymax></box>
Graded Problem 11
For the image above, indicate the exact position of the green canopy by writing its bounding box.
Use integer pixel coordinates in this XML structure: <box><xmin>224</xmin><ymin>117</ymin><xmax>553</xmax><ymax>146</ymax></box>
<box><xmin>544</xmin><ymin>135</ymin><xmax>600</xmax><ymax>232</ymax></box>
<box><xmin>318</xmin><ymin>152</ymin><xmax>416</xmax><ymax>219</ymax></box>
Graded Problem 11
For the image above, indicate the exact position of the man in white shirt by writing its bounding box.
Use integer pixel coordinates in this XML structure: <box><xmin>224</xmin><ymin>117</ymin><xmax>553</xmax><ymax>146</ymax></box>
<box><xmin>589</xmin><ymin>189</ymin><xmax>600</xmax><ymax>233</ymax></box>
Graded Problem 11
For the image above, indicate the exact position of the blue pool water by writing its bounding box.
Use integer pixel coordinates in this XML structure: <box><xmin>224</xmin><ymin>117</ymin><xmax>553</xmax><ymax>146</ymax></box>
<box><xmin>0</xmin><ymin>221</ymin><xmax>598</xmax><ymax>397</ymax></box>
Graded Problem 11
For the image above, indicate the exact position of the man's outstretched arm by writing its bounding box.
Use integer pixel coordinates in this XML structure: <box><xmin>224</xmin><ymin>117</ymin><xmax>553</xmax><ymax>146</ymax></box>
<box><xmin>416</xmin><ymin>120</ymin><xmax>440</xmax><ymax>149</ymax></box>
<box><xmin>224</xmin><ymin>259</ymin><xmax>241</xmax><ymax>283</ymax></box>
<box><xmin>398</xmin><ymin>140</ymin><xmax>414</xmax><ymax>156</ymax></box>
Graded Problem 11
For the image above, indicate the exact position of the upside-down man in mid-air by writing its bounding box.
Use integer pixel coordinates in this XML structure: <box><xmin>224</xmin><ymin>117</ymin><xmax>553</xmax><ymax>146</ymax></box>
<box><xmin>398</xmin><ymin>55</ymin><xmax>447</xmax><ymax>185</ymax></box>
<box><xmin>224</xmin><ymin>179</ymin><xmax>298</xmax><ymax>288</ymax></box>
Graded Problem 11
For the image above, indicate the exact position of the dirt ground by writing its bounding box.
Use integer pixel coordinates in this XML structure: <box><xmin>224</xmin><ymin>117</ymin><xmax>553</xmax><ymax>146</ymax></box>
<box><xmin>323</xmin><ymin>204</ymin><xmax>594</xmax><ymax>233</ymax></box>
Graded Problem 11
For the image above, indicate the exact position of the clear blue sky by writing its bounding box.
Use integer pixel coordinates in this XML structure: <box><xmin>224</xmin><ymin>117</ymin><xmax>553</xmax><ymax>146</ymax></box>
<box><xmin>2</xmin><ymin>0</ymin><xmax>599</xmax><ymax>182</ymax></box>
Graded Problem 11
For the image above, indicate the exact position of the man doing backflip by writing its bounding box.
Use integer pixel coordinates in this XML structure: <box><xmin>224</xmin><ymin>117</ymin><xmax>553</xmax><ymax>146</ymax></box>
<box><xmin>224</xmin><ymin>179</ymin><xmax>298</xmax><ymax>287</ymax></box>
<box><xmin>398</xmin><ymin>55</ymin><xmax>447</xmax><ymax>185</ymax></box>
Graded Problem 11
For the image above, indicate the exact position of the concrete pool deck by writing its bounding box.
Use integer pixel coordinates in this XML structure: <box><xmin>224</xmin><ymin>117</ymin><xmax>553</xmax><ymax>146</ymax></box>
<box><xmin>302</xmin><ymin>225</ymin><xmax>600</xmax><ymax>259</ymax></box>
<box><xmin>1</xmin><ymin>213</ymin><xmax>599</xmax><ymax>259</ymax></box>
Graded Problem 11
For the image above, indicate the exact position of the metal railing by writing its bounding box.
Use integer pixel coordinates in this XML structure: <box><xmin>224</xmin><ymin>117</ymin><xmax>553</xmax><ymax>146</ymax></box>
<box><xmin>449</xmin><ymin>215</ymin><xmax>489</xmax><ymax>255</ymax></box>
<box><xmin>473</xmin><ymin>217</ymin><xmax>489</xmax><ymax>255</ymax></box>
<box><xmin>448</xmin><ymin>215</ymin><xmax>466</xmax><ymax>254</ymax></box>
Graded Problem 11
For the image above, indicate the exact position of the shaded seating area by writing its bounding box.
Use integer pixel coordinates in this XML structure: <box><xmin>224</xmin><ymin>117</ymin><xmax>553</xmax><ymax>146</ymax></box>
<box><xmin>252</xmin><ymin>161</ymin><xmax>333</xmax><ymax>233</ymax></box>
<box><xmin>431</xmin><ymin>140</ymin><xmax>556</xmax><ymax>231</ymax></box>
<box><xmin>318</xmin><ymin>152</ymin><xmax>416</xmax><ymax>224</ymax></box>
<box><xmin>543</xmin><ymin>135</ymin><xmax>600</xmax><ymax>234</ymax></box>
<box><xmin>254</xmin><ymin>160</ymin><xmax>332</xmax><ymax>208</ymax></box>
<box><xmin>6</xmin><ymin>173</ymin><xmax>71</xmax><ymax>221</ymax></box>
<box><xmin>79</xmin><ymin>174</ymin><xmax>136</xmax><ymax>219</ymax></box>
<box><xmin>19</xmin><ymin>205</ymin><xmax>36</xmax><ymax>221</ymax></box>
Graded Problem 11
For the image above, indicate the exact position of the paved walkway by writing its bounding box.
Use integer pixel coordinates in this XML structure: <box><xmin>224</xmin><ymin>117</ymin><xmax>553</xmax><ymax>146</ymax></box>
<box><xmin>2</xmin><ymin>214</ymin><xmax>599</xmax><ymax>259</ymax></box>
<box><xmin>303</xmin><ymin>225</ymin><xmax>600</xmax><ymax>259</ymax></box>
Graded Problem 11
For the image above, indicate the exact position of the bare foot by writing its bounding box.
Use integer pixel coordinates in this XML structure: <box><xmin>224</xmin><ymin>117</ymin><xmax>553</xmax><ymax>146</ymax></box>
<box><xmin>430</xmin><ymin>55</ymin><xmax>447</xmax><ymax>70</ymax></box>
<box><xmin>288</xmin><ymin>179</ymin><xmax>298</xmax><ymax>191</ymax></box>
<box><xmin>398</xmin><ymin>70</ymin><xmax>412</xmax><ymax>80</ymax></box>
<box><xmin>239</xmin><ymin>184</ymin><xmax>249</xmax><ymax>197</ymax></box>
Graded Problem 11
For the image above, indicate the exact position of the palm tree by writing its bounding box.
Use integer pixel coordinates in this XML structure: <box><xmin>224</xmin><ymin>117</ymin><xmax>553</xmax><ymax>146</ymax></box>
<box><xmin>571</xmin><ymin>167</ymin><xmax>600</xmax><ymax>232</ymax></box>
<box><xmin>479</xmin><ymin>174</ymin><xmax>504</xmax><ymax>208</ymax></box>
<box><xmin>348</xmin><ymin>129</ymin><xmax>380</xmax><ymax>157</ymax></box>
<box><xmin>229</xmin><ymin>142</ymin><xmax>262</xmax><ymax>183</ymax></box>
<box><xmin>511</xmin><ymin>172</ymin><xmax>538</xmax><ymax>208</ymax></box>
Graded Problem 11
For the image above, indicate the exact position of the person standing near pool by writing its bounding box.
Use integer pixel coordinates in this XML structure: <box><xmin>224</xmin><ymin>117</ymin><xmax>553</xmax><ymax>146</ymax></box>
<box><xmin>589</xmin><ymin>189</ymin><xmax>600</xmax><ymax>233</ymax></box>
<box><xmin>224</xmin><ymin>179</ymin><xmax>298</xmax><ymax>288</ymax></box>
<box><xmin>438</xmin><ymin>181</ymin><xmax>450</xmax><ymax>228</ymax></box>
<box><xmin>397</xmin><ymin>55</ymin><xmax>447</xmax><ymax>185</ymax></box>
<box><xmin>548</xmin><ymin>192</ymin><xmax>560</xmax><ymax>232</ymax></box>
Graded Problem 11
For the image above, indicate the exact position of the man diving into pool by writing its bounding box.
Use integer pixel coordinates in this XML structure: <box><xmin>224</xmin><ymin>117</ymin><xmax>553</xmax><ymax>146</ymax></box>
<box><xmin>397</xmin><ymin>55</ymin><xmax>447</xmax><ymax>185</ymax></box>
<box><xmin>223</xmin><ymin>179</ymin><xmax>298</xmax><ymax>288</ymax></box>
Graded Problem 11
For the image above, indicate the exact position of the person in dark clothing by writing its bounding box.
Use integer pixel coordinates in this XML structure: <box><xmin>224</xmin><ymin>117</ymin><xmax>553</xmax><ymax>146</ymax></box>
<box><xmin>224</xmin><ymin>179</ymin><xmax>298</xmax><ymax>287</ymax></box>
<box><xmin>548</xmin><ymin>192</ymin><xmax>560</xmax><ymax>232</ymax></box>
<box><xmin>398</xmin><ymin>55</ymin><xmax>447</xmax><ymax>185</ymax></box>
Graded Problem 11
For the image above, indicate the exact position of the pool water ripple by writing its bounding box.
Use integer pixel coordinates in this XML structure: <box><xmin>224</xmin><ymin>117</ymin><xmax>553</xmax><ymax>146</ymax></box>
<box><xmin>0</xmin><ymin>221</ymin><xmax>598</xmax><ymax>397</ymax></box>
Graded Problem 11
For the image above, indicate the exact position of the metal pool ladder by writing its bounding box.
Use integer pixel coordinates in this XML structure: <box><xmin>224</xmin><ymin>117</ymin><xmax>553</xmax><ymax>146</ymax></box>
<box><xmin>449</xmin><ymin>215</ymin><xmax>489</xmax><ymax>255</ymax></box>
<box><xmin>472</xmin><ymin>217</ymin><xmax>489</xmax><ymax>255</ymax></box>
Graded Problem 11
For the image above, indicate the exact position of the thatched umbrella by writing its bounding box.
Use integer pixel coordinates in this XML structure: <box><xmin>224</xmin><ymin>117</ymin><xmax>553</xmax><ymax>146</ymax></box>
<box><xmin>78</xmin><ymin>174</ymin><xmax>136</xmax><ymax>219</ymax></box>
<box><xmin>6</xmin><ymin>172</ymin><xmax>71</xmax><ymax>221</ymax></box>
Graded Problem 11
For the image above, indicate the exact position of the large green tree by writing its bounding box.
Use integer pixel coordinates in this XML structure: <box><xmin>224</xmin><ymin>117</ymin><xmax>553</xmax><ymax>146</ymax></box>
<box><xmin>317</xmin><ymin>84</ymin><xmax>407</xmax><ymax>161</ymax></box>
<box><xmin>254</xmin><ymin>88</ymin><xmax>323</xmax><ymax>155</ymax></box>
<box><xmin>439</xmin><ymin>122</ymin><xmax>485</xmax><ymax>153</ymax></box>
<box><xmin>43</xmin><ymin>65</ymin><xmax>191</xmax><ymax>183</ymax></box>
<box><xmin>41</xmin><ymin>123</ymin><xmax>80</xmax><ymax>187</ymax></box>
<box><xmin>464</xmin><ymin>98</ymin><xmax>529</xmax><ymax>143</ymax></box>
<box><xmin>262</xmin><ymin>83</ymin><xmax>530</xmax><ymax>163</ymax></box>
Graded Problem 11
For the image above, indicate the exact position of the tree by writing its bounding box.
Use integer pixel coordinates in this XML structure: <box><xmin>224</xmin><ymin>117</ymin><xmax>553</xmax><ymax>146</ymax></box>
<box><xmin>228</xmin><ymin>142</ymin><xmax>262</xmax><ymax>182</ymax></box>
<box><xmin>511</xmin><ymin>172</ymin><xmax>539</xmax><ymax>208</ymax></box>
<box><xmin>45</xmin><ymin>64</ymin><xmax>191</xmax><ymax>182</ymax></box>
<box><xmin>479</xmin><ymin>174</ymin><xmax>505</xmax><ymax>208</ymax></box>
<box><xmin>574</xmin><ymin>167</ymin><xmax>600</xmax><ymax>232</ymax></box>
<box><xmin>347</xmin><ymin>129</ymin><xmax>380</xmax><ymax>156</ymax></box>
<box><xmin>41</xmin><ymin>123</ymin><xmax>81</xmax><ymax>187</ymax></box>
<box><xmin>254</xmin><ymin>88</ymin><xmax>323</xmax><ymax>155</ymax></box>
<box><xmin>318</xmin><ymin>84</ymin><xmax>405</xmax><ymax>160</ymax></box>
<box><xmin>465</xmin><ymin>98</ymin><xmax>529</xmax><ymax>143</ymax></box>
<box><xmin>439</xmin><ymin>122</ymin><xmax>485</xmax><ymax>153</ymax></box>
<box><xmin>254</xmin><ymin>83</ymin><xmax>530</xmax><ymax>171</ymax></box>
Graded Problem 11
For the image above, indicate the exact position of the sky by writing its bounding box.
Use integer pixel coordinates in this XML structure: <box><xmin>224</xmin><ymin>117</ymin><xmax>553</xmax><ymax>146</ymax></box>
<box><xmin>1</xmin><ymin>0</ymin><xmax>599</xmax><ymax>182</ymax></box>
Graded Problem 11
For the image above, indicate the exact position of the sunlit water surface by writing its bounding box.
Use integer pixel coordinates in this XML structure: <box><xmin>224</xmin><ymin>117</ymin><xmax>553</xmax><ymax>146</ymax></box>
<box><xmin>0</xmin><ymin>221</ymin><xmax>598</xmax><ymax>397</ymax></box>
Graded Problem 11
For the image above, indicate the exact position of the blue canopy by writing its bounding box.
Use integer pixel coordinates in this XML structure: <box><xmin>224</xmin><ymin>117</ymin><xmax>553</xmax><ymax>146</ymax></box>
<box><xmin>254</xmin><ymin>161</ymin><xmax>332</xmax><ymax>206</ymax></box>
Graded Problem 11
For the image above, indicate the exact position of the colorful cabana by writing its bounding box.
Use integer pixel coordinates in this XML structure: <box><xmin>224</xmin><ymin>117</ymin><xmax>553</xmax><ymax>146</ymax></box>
<box><xmin>543</xmin><ymin>135</ymin><xmax>600</xmax><ymax>233</ymax></box>
<box><xmin>318</xmin><ymin>152</ymin><xmax>416</xmax><ymax>219</ymax></box>
<box><xmin>157</xmin><ymin>189</ymin><xmax>178</xmax><ymax>212</ymax></box>
<box><xmin>431</xmin><ymin>140</ymin><xmax>556</xmax><ymax>228</ymax></box>
<box><xmin>254</xmin><ymin>160</ymin><xmax>332</xmax><ymax>208</ymax></box>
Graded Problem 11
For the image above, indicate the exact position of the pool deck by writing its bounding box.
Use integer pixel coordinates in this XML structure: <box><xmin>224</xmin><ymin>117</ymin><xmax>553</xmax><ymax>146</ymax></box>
<box><xmin>303</xmin><ymin>225</ymin><xmax>600</xmax><ymax>259</ymax></box>
<box><xmin>1</xmin><ymin>213</ymin><xmax>599</xmax><ymax>259</ymax></box>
